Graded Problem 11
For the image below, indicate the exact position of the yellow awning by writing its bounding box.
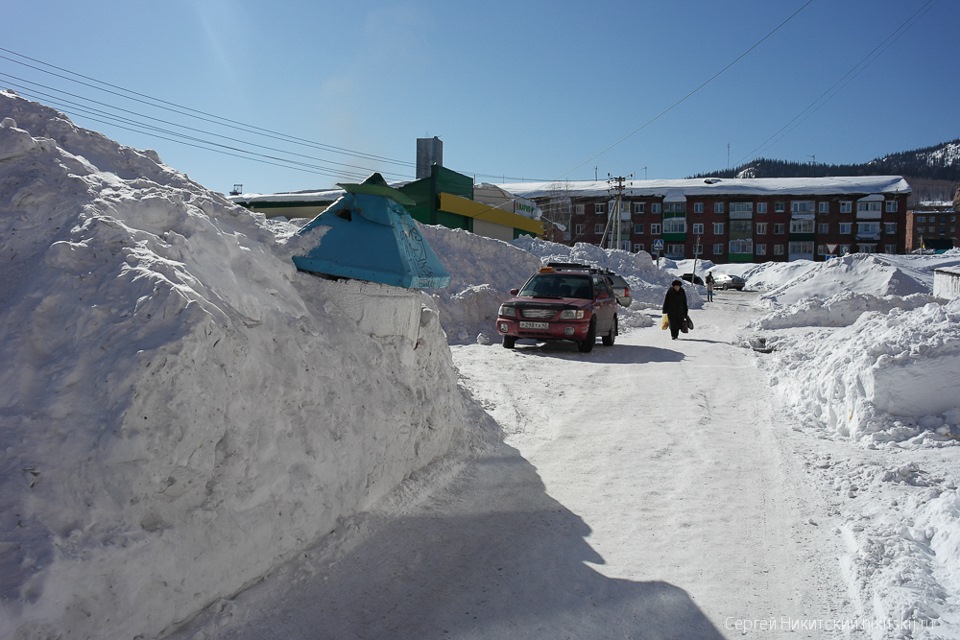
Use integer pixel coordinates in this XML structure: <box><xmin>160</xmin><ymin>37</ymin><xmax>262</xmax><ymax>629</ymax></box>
<box><xmin>438</xmin><ymin>193</ymin><xmax>543</xmax><ymax>235</ymax></box>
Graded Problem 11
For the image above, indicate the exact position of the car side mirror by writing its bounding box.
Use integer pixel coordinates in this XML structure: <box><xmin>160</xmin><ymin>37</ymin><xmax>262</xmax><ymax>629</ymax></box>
<box><xmin>510</xmin><ymin>288</ymin><xmax>519</xmax><ymax>295</ymax></box>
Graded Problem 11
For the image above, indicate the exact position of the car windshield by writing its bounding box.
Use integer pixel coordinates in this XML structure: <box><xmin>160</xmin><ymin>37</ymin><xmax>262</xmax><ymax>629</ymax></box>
<box><xmin>519</xmin><ymin>274</ymin><xmax>593</xmax><ymax>299</ymax></box>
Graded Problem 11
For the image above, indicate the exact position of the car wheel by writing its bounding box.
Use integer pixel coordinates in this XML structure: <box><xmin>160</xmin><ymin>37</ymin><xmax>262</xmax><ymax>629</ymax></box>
<box><xmin>602</xmin><ymin>315</ymin><xmax>617</xmax><ymax>346</ymax></box>
<box><xmin>577</xmin><ymin>320</ymin><xmax>596</xmax><ymax>353</ymax></box>
<box><xmin>502</xmin><ymin>335</ymin><xmax>516</xmax><ymax>349</ymax></box>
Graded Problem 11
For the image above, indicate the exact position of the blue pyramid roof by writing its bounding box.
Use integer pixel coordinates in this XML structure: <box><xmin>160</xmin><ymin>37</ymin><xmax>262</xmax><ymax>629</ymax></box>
<box><xmin>291</xmin><ymin>174</ymin><xmax>451</xmax><ymax>289</ymax></box>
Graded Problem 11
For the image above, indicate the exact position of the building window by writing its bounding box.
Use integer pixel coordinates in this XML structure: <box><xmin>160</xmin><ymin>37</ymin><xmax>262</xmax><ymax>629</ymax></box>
<box><xmin>595</xmin><ymin>203</ymin><xmax>606</xmax><ymax>215</ymax></box>
<box><xmin>594</xmin><ymin>223</ymin><xmax>604</xmax><ymax>234</ymax></box>
<box><xmin>692</xmin><ymin>223</ymin><xmax>704</xmax><ymax>234</ymax></box>
<box><xmin>693</xmin><ymin>202</ymin><xmax>704</xmax><ymax>214</ymax></box>
<box><xmin>730</xmin><ymin>220</ymin><xmax>751</xmax><ymax>234</ymax></box>
<box><xmin>756</xmin><ymin>243</ymin><xmax>766</xmax><ymax>255</ymax></box>
<box><xmin>730</xmin><ymin>202</ymin><xmax>753</xmax><ymax>214</ymax></box>
<box><xmin>789</xmin><ymin>241</ymin><xmax>814</xmax><ymax>255</ymax></box>
<box><xmin>858</xmin><ymin>244</ymin><xmax>878</xmax><ymax>253</ymax></box>
<box><xmin>839</xmin><ymin>222</ymin><xmax>852</xmax><ymax>234</ymax></box>
<box><xmin>775</xmin><ymin>202</ymin><xmax>785</xmax><ymax>213</ymax></box>
<box><xmin>633</xmin><ymin>243</ymin><xmax>644</xmax><ymax>252</ymax></box>
<box><xmin>774</xmin><ymin>244</ymin><xmax>785</xmax><ymax>255</ymax></box>
<box><xmin>774</xmin><ymin>223</ymin><xmax>785</xmax><ymax>234</ymax></box>
<box><xmin>634</xmin><ymin>223</ymin><xmax>644</xmax><ymax>234</ymax></box>
<box><xmin>651</xmin><ymin>223</ymin><xmax>661</xmax><ymax>234</ymax></box>
<box><xmin>667</xmin><ymin>243</ymin><xmax>685</xmax><ymax>256</ymax></box>
<box><xmin>663</xmin><ymin>218</ymin><xmax>687</xmax><ymax>233</ymax></box>
<box><xmin>713</xmin><ymin>243</ymin><xmax>724</xmax><ymax>255</ymax></box>
<box><xmin>664</xmin><ymin>202</ymin><xmax>686</xmax><ymax>214</ymax></box>
<box><xmin>634</xmin><ymin>202</ymin><xmax>645</xmax><ymax>214</ymax></box>
<box><xmin>574</xmin><ymin>224</ymin><xmax>584</xmax><ymax>236</ymax></box>
<box><xmin>819</xmin><ymin>202</ymin><xmax>830</xmax><ymax>214</ymax></box>
<box><xmin>884</xmin><ymin>244</ymin><xmax>897</xmax><ymax>253</ymax></box>
<box><xmin>857</xmin><ymin>222</ymin><xmax>881</xmax><ymax>238</ymax></box>
<box><xmin>791</xmin><ymin>200</ymin><xmax>815</xmax><ymax>213</ymax></box>
<box><xmin>729</xmin><ymin>239</ymin><xmax>752</xmax><ymax>254</ymax></box>
<box><xmin>817</xmin><ymin>244</ymin><xmax>829</xmax><ymax>256</ymax></box>
<box><xmin>575</xmin><ymin>204</ymin><xmax>585</xmax><ymax>215</ymax></box>
<box><xmin>840</xmin><ymin>201</ymin><xmax>852</xmax><ymax>213</ymax></box>
<box><xmin>651</xmin><ymin>203</ymin><xmax>661</xmax><ymax>215</ymax></box>
<box><xmin>883</xmin><ymin>222</ymin><xmax>897</xmax><ymax>234</ymax></box>
<box><xmin>757</xmin><ymin>202</ymin><xmax>768</xmax><ymax>214</ymax></box>
<box><xmin>857</xmin><ymin>201</ymin><xmax>881</xmax><ymax>214</ymax></box>
<box><xmin>885</xmin><ymin>200</ymin><xmax>898</xmax><ymax>213</ymax></box>
<box><xmin>713</xmin><ymin>222</ymin><xmax>724</xmax><ymax>234</ymax></box>
<box><xmin>713</xmin><ymin>202</ymin><xmax>724</xmax><ymax>214</ymax></box>
<box><xmin>789</xmin><ymin>219</ymin><xmax>814</xmax><ymax>233</ymax></box>
<box><xmin>756</xmin><ymin>222</ymin><xmax>767</xmax><ymax>235</ymax></box>
<box><xmin>818</xmin><ymin>223</ymin><xmax>830</xmax><ymax>234</ymax></box>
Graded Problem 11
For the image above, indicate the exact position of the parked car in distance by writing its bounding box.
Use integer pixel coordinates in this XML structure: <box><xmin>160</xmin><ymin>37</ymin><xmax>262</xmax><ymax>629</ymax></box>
<box><xmin>680</xmin><ymin>273</ymin><xmax>704</xmax><ymax>286</ymax></box>
<box><xmin>602</xmin><ymin>271</ymin><xmax>633</xmax><ymax>307</ymax></box>
<box><xmin>546</xmin><ymin>261</ymin><xmax>633</xmax><ymax>307</ymax></box>
<box><xmin>496</xmin><ymin>266</ymin><xmax>619</xmax><ymax>352</ymax></box>
<box><xmin>711</xmin><ymin>272</ymin><xmax>746</xmax><ymax>290</ymax></box>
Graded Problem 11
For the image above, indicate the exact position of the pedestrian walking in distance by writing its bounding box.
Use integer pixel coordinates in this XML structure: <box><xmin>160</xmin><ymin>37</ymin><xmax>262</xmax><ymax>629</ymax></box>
<box><xmin>705</xmin><ymin>273</ymin><xmax>715</xmax><ymax>302</ymax></box>
<box><xmin>662</xmin><ymin>280</ymin><xmax>689</xmax><ymax>340</ymax></box>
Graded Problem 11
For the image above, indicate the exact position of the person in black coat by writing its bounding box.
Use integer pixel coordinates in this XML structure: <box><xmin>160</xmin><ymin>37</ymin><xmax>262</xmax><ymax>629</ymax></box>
<box><xmin>662</xmin><ymin>280</ymin><xmax>689</xmax><ymax>340</ymax></box>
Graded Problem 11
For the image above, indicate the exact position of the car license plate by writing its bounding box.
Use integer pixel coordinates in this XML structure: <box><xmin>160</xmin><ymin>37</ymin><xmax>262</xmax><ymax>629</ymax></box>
<box><xmin>519</xmin><ymin>321</ymin><xmax>549</xmax><ymax>330</ymax></box>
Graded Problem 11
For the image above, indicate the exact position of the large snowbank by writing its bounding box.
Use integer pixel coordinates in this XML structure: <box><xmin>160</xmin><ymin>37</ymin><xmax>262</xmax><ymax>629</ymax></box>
<box><xmin>0</xmin><ymin>90</ymin><xmax>478</xmax><ymax>640</ymax></box>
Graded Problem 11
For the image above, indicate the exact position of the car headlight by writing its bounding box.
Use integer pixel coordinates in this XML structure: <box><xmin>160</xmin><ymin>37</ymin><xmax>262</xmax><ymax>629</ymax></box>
<box><xmin>499</xmin><ymin>305</ymin><xmax>516</xmax><ymax>317</ymax></box>
<box><xmin>559</xmin><ymin>309</ymin><xmax>585</xmax><ymax>320</ymax></box>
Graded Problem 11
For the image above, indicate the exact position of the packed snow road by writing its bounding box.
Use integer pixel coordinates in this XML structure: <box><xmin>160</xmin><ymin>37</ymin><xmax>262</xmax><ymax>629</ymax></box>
<box><xmin>173</xmin><ymin>292</ymin><xmax>854</xmax><ymax>640</ymax></box>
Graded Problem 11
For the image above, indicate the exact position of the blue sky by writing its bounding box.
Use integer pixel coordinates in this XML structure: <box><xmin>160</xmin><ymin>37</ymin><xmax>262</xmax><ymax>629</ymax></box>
<box><xmin>2</xmin><ymin>0</ymin><xmax>956</xmax><ymax>195</ymax></box>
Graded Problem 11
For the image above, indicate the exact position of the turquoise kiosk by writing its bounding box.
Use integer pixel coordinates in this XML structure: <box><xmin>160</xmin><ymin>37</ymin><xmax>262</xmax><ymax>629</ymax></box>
<box><xmin>292</xmin><ymin>173</ymin><xmax>451</xmax><ymax>289</ymax></box>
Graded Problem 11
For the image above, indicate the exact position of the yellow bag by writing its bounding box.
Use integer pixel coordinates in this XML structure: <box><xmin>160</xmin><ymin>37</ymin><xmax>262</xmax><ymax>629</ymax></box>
<box><xmin>661</xmin><ymin>314</ymin><xmax>669</xmax><ymax>330</ymax></box>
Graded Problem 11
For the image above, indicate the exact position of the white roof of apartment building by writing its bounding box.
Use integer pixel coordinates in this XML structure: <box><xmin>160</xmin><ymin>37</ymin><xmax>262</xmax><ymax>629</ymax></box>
<box><xmin>495</xmin><ymin>176</ymin><xmax>911</xmax><ymax>199</ymax></box>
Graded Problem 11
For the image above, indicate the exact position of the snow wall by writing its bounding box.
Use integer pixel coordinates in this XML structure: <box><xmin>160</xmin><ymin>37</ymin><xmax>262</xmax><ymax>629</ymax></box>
<box><xmin>0</xmin><ymin>91</ymin><xmax>479</xmax><ymax>639</ymax></box>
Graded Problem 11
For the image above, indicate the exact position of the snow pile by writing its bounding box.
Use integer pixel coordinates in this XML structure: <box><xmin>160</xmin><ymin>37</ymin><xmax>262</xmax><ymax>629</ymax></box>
<box><xmin>745</xmin><ymin>254</ymin><xmax>960</xmax><ymax>635</ymax></box>
<box><xmin>761</xmin><ymin>298</ymin><xmax>960</xmax><ymax>442</ymax></box>
<box><xmin>743</xmin><ymin>253</ymin><xmax>960</xmax><ymax>443</ymax></box>
<box><xmin>757</xmin><ymin>253</ymin><xmax>931</xmax><ymax>307</ymax></box>
<box><xmin>0</xmin><ymin>90</ymin><xmax>477</xmax><ymax>640</ymax></box>
<box><xmin>419</xmin><ymin>226</ymin><xmax>541</xmax><ymax>344</ymax></box>
<box><xmin>751</xmin><ymin>291</ymin><xmax>938</xmax><ymax>330</ymax></box>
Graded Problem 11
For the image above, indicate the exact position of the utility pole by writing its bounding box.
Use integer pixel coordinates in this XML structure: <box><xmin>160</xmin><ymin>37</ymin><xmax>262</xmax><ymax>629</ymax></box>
<box><xmin>691</xmin><ymin>234</ymin><xmax>703</xmax><ymax>282</ymax></box>
<box><xmin>600</xmin><ymin>174</ymin><xmax>632</xmax><ymax>251</ymax></box>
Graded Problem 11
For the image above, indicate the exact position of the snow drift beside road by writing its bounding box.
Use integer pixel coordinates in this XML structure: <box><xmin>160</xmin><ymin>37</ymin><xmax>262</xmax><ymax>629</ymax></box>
<box><xmin>0</xmin><ymin>90</ymin><xmax>477</xmax><ymax>640</ymax></box>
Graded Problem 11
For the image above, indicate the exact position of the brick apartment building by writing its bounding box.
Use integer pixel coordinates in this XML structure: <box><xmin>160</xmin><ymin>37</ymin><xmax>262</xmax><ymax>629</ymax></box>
<box><xmin>499</xmin><ymin>176</ymin><xmax>914</xmax><ymax>263</ymax></box>
<box><xmin>905</xmin><ymin>202</ymin><xmax>959</xmax><ymax>253</ymax></box>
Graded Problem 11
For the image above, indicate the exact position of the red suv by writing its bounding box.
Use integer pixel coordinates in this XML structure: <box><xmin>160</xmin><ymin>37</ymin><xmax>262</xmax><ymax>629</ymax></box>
<box><xmin>496</xmin><ymin>266</ymin><xmax>618</xmax><ymax>352</ymax></box>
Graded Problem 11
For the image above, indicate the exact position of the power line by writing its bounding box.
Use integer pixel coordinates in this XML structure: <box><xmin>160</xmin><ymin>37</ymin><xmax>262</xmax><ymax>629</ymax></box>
<box><xmin>0</xmin><ymin>73</ymin><xmax>402</xmax><ymax>181</ymax></box>
<box><xmin>0</xmin><ymin>49</ymin><xmax>421</xmax><ymax>184</ymax></box>
<box><xmin>739</xmin><ymin>0</ymin><xmax>939</xmax><ymax>166</ymax></box>
<box><xmin>558</xmin><ymin>0</ymin><xmax>816</xmax><ymax>181</ymax></box>
<box><xmin>0</xmin><ymin>47</ymin><xmax>546</xmax><ymax>186</ymax></box>
<box><xmin>0</xmin><ymin>48</ymin><xmax>416</xmax><ymax>170</ymax></box>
